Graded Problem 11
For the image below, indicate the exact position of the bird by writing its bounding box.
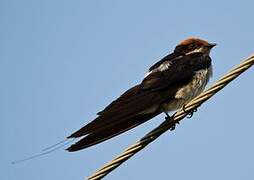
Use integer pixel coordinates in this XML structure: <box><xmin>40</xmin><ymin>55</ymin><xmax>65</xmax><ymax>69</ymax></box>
<box><xmin>66</xmin><ymin>37</ymin><xmax>216</xmax><ymax>152</ymax></box>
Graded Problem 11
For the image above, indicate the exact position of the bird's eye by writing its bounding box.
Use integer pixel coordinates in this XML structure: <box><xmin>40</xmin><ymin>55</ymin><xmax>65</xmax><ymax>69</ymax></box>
<box><xmin>189</xmin><ymin>44</ymin><xmax>196</xmax><ymax>49</ymax></box>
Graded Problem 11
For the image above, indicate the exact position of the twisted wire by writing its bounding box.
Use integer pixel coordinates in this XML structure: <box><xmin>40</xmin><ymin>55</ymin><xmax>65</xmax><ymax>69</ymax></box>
<box><xmin>87</xmin><ymin>54</ymin><xmax>254</xmax><ymax>180</ymax></box>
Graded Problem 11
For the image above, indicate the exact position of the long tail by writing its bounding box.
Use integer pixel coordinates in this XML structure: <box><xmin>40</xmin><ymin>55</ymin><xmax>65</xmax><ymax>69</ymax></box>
<box><xmin>66</xmin><ymin>111</ymin><xmax>160</xmax><ymax>152</ymax></box>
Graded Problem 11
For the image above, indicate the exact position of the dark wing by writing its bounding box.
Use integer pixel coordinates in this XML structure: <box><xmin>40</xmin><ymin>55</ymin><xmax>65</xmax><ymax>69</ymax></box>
<box><xmin>67</xmin><ymin>111</ymin><xmax>160</xmax><ymax>151</ymax></box>
<box><xmin>67</xmin><ymin>53</ymin><xmax>211</xmax><ymax>151</ymax></box>
<box><xmin>68</xmin><ymin>85</ymin><xmax>164</xmax><ymax>137</ymax></box>
<box><xmin>148</xmin><ymin>52</ymin><xmax>181</xmax><ymax>71</ymax></box>
<box><xmin>67</xmin><ymin>84</ymin><xmax>165</xmax><ymax>151</ymax></box>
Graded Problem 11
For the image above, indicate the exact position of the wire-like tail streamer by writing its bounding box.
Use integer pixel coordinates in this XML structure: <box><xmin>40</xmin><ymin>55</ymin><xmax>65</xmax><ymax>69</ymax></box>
<box><xmin>12</xmin><ymin>138</ymin><xmax>75</xmax><ymax>164</ymax></box>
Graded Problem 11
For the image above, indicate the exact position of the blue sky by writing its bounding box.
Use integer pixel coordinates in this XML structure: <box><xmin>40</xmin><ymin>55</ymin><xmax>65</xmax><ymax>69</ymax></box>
<box><xmin>1</xmin><ymin>0</ymin><xmax>254</xmax><ymax>179</ymax></box>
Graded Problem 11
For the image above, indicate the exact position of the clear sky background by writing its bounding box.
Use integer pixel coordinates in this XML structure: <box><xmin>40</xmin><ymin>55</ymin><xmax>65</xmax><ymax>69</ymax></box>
<box><xmin>1</xmin><ymin>1</ymin><xmax>254</xmax><ymax>180</ymax></box>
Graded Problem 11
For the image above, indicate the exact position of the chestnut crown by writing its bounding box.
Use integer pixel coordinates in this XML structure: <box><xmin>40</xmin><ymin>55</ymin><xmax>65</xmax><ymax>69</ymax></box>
<box><xmin>174</xmin><ymin>37</ymin><xmax>216</xmax><ymax>55</ymax></box>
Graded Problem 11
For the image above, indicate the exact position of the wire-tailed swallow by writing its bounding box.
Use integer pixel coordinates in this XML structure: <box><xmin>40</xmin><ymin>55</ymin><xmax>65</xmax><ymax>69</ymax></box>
<box><xmin>66</xmin><ymin>37</ymin><xmax>216</xmax><ymax>152</ymax></box>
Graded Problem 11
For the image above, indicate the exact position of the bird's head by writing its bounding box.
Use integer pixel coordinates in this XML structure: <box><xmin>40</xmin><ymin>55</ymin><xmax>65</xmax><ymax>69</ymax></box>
<box><xmin>174</xmin><ymin>37</ymin><xmax>216</xmax><ymax>56</ymax></box>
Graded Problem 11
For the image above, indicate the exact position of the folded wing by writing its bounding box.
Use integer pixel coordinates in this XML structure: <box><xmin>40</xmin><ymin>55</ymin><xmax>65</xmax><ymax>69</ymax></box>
<box><xmin>66</xmin><ymin>52</ymin><xmax>211</xmax><ymax>151</ymax></box>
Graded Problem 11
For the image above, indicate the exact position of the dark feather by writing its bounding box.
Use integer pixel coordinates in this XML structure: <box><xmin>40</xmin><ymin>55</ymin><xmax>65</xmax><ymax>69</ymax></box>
<box><xmin>141</xmin><ymin>53</ymin><xmax>211</xmax><ymax>90</ymax></box>
<box><xmin>67</xmin><ymin>51</ymin><xmax>212</xmax><ymax>151</ymax></box>
<box><xmin>66</xmin><ymin>111</ymin><xmax>161</xmax><ymax>152</ymax></box>
<box><xmin>148</xmin><ymin>52</ymin><xmax>182</xmax><ymax>71</ymax></box>
<box><xmin>67</xmin><ymin>85</ymin><xmax>165</xmax><ymax>138</ymax></box>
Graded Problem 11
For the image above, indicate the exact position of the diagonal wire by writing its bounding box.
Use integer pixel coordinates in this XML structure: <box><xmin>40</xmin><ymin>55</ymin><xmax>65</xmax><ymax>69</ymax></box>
<box><xmin>87</xmin><ymin>54</ymin><xmax>254</xmax><ymax>180</ymax></box>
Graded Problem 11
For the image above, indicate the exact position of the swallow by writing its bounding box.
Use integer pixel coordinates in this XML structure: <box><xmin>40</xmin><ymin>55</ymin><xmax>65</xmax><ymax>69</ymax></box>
<box><xmin>66</xmin><ymin>37</ymin><xmax>216</xmax><ymax>152</ymax></box>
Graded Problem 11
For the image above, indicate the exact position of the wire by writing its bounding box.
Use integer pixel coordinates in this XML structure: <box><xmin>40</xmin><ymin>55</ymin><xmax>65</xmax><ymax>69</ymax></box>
<box><xmin>87</xmin><ymin>54</ymin><xmax>254</xmax><ymax>180</ymax></box>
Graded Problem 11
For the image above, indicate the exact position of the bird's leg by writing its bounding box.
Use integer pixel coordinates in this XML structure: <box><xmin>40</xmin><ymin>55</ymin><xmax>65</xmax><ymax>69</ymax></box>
<box><xmin>164</xmin><ymin>111</ymin><xmax>171</xmax><ymax>120</ymax></box>
<box><xmin>182</xmin><ymin>105</ymin><xmax>197</xmax><ymax>118</ymax></box>
<box><xmin>164</xmin><ymin>112</ymin><xmax>179</xmax><ymax>131</ymax></box>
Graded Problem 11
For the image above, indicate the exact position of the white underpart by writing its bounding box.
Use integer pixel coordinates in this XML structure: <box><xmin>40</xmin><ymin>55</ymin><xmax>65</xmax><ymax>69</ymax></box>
<box><xmin>162</xmin><ymin>66</ymin><xmax>212</xmax><ymax>112</ymax></box>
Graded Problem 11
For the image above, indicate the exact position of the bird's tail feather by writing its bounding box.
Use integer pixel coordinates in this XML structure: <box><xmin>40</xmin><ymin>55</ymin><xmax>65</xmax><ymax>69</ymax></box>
<box><xmin>66</xmin><ymin>111</ymin><xmax>160</xmax><ymax>152</ymax></box>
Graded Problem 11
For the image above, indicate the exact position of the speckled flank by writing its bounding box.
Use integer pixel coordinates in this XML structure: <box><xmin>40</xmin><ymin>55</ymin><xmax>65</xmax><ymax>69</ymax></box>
<box><xmin>162</xmin><ymin>66</ymin><xmax>212</xmax><ymax>112</ymax></box>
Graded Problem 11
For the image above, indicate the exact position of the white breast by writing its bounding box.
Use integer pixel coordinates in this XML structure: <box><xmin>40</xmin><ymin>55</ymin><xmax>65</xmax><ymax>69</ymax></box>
<box><xmin>162</xmin><ymin>66</ymin><xmax>212</xmax><ymax>112</ymax></box>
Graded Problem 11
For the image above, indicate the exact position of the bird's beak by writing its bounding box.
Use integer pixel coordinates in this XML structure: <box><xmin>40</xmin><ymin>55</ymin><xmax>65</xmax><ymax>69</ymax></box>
<box><xmin>207</xmin><ymin>43</ymin><xmax>217</xmax><ymax>49</ymax></box>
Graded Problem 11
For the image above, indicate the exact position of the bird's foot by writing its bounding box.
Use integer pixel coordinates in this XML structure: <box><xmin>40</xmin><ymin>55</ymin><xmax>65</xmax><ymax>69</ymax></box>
<box><xmin>183</xmin><ymin>105</ymin><xmax>197</xmax><ymax>118</ymax></box>
<box><xmin>164</xmin><ymin>112</ymin><xmax>179</xmax><ymax>131</ymax></box>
